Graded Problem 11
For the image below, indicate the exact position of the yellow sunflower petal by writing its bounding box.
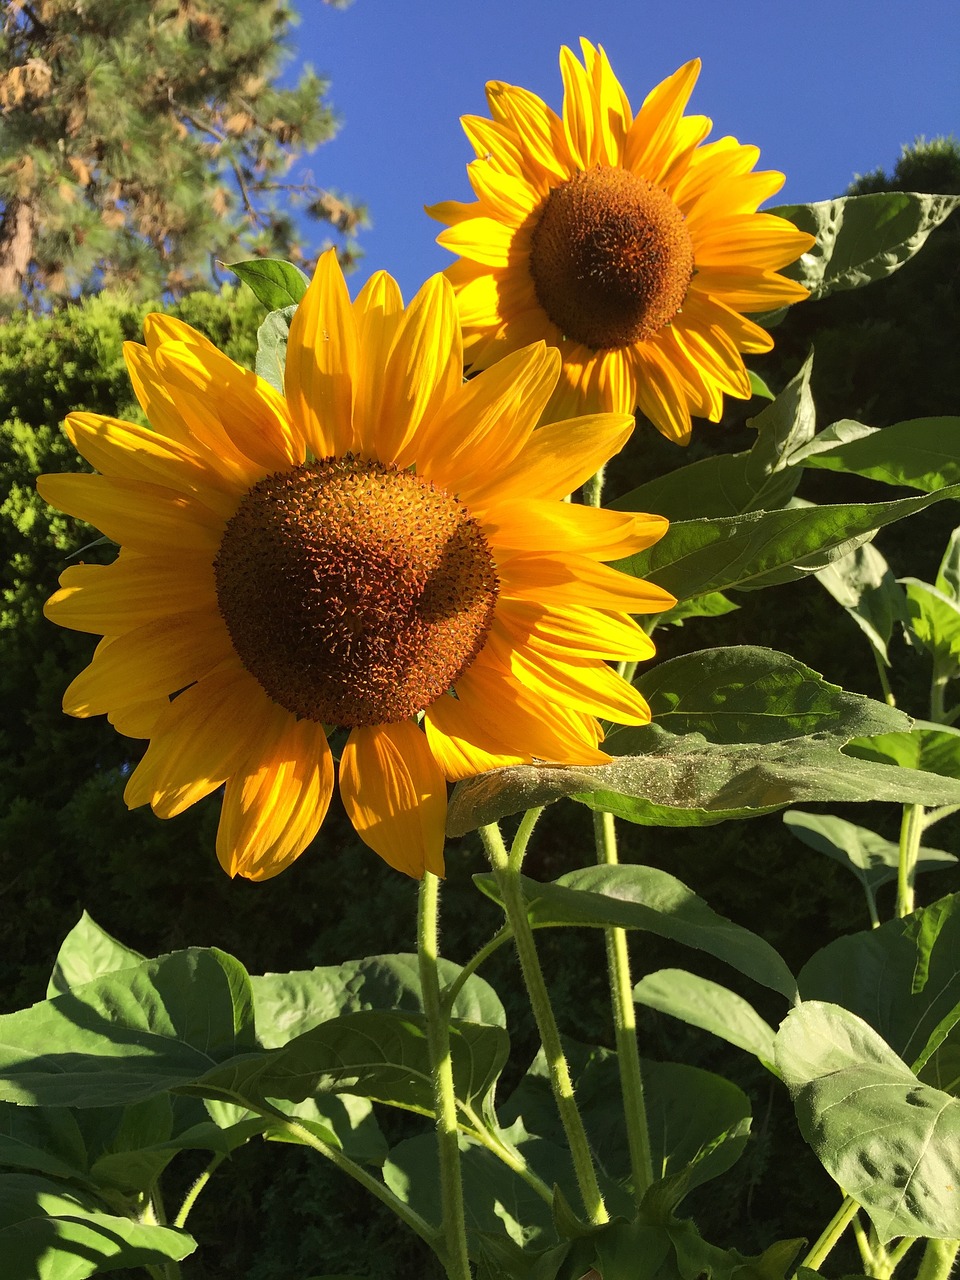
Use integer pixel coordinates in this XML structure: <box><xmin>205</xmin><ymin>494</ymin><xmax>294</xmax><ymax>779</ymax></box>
<box><xmin>559</xmin><ymin>43</ymin><xmax>599</xmax><ymax>169</ymax></box>
<box><xmin>63</xmin><ymin>412</ymin><xmax>238</xmax><ymax>513</ymax></box>
<box><xmin>453</xmin><ymin>651</ymin><xmax>612</xmax><ymax>764</ymax></box>
<box><xmin>631</xmin><ymin>343</ymin><xmax>697</xmax><ymax>444</ymax></box>
<box><xmin>353</xmin><ymin>270</ymin><xmax>404</xmax><ymax>456</ymax></box>
<box><xmin>461</xmin><ymin>113</ymin><xmax>527</xmax><ymax>174</ymax></box>
<box><xmin>417</xmin><ymin>341</ymin><xmax>559</xmax><ymax>491</ymax></box>
<box><xmin>495</xmin><ymin>598</ymin><xmax>656</xmax><ymax>662</ymax></box>
<box><xmin>690</xmin><ymin>267</ymin><xmax>811</xmax><ymax>312</ymax></box>
<box><xmin>485</xmin><ymin>81</ymin><xmax>570</xmax><ymax>185</ymax></box>
<box><xmin>285</xmin><ymin>246</ymin><xmax>359</xmax><ymax>458</ymax></box>
<box><xmin>63</xmin><ymin>611</ymin><xmax>233</xmax><ymax>716</ymax></box>
<box><xmin>685</xmin><ymin>168</ymin><xmax>788</xmax><ymax>228</ymax></box>
<box><xmin>37</xmin><ymin>473</ymin><xmax>224</xmax><ymax>553</ymax></box>
<box><xmin>693</xmin><ymin>212</ymin><xmax>817</xmax><ymax>271</ymax></box>
<box><xmin>498</xmin><ymin>551</ymin><xmax>677</xmax><ymax>614</ymax></box>
<box><xmin>46</xmin><ymin>552</ymin><xmax>215</xmax><ymax>635</ymax></box>
<box><xmin>624</xmin><ymin>59</ymin><xmax>704</xmax><ymax>184</ymax></box>
<box><xmin>376</xmin><ymin>273</ymin><xmax>463</xmax><ymax>467</ymax></box>
<box><xmin>677</xmin><ymin>291</ymin><xmax>775</xmax><ymax>357</ymax></box>
<box><xmin>482</xmin><ymin>499</ymin><xmax>666</xmax><ymax>561</ymax></box>
<box><xmin>580</xmin><ymin>39</ymin><xmax>632</xmax><ymax>162</ymax></box>
<box><xmin>216</xmin><ymin>711</ymin><xmax>335</xmax><ymax>882</ymax></box>
<box><xmin>124</xmin><ymin>665</ymin><xmax>268</xmax><ymax>817</ymax></box>
<box><xmin>485</xmin><ymin>625</ymin><xmax>652</xmax><ymax>725</ymax></box>
<box><xmin>466</xmin><ymin>161</ymin><xmax>541</xmax><ymax>226</ymax></box>
<box><xmin>463</xmin><ymin>412</ymin><xmax>634</xmax><ymax>507</ymax></box>
<box><xmin>339</xmin><ymin>721</ymin><xmax>447</xmax><ymax>879</ymax></box>
<box><xmin>436</xmin><ymin>215</ymin><xmax>518</xmax><ymax>268</ymax></box>
<box><xmin>424</xmin><ymin>694</ymin><xmax>530</xmax><ymax>782</ymax></box>
<box><xmin>108</xmin><ymin>698</ymin><xmax>169</xmax><ymax>740</ymax></box>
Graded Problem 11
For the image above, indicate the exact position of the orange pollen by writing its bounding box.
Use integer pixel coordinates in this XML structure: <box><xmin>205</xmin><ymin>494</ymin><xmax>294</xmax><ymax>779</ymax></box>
<box><xmin>214</xmin><ymin>456</ymin><xmax>500</xmax><ymax>728</ymax></box>
<box><xmin>528</xmin><ymin>166</ymin><xmax>694</xmax><ymax>350</ymax></box>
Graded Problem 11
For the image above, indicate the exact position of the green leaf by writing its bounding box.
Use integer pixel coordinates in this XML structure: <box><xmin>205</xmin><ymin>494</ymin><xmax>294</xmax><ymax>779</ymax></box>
<box><xmin>196</xmin><ymin>1010</ymin><xmax>509</xmax><ymax>1127</ymax></box>
<box><xmin>0</xmin><ymin>948</ymin><xmax>258</xmax><ymax>1108</ymax></box>
<box><xmin>632</xmin><ymin>970</ymin><xmax>777</xmax><ymax>1071</ymax></box>
<box><xmin>501</xmin><ymin>1041</ymin><xmax>750</xmax><ymax>1201</ymax></box>
<box><xmin>474</xmin><ymin>865</ymin><xmax>795</xmax><ymax>998</ymax></box>
<box><xmin>791</xmin><ymin>417</ymin><xmax>960</xmax><ymax>494</ymax></box>
<box><xmin>229</xmin><ymin>257</ymin><xmax>309</xmax><ymax>309</ymax></box>
<box><xmin>845</xmin><ymin>723</ymin><xmax>960</xmax><ymax>778</ymax></box>
<box><xmin>612</xmin><ymin>356</ymin><xmax>814</xmax><ymax>522</ymax></box>
<box><xmin>251</xmin><ymin>953</ymin><xmax>505</xmax><ymax>1049</ymax></box>
<box><xmin>936</xmin><ymin>527</ymin><xmax>960</xmax><ymax>601</ymax></box>
<box><xmin>255</xmin><ymin>304</ymin><xmax>295</xmax><ymax>394</ymax></box>
<box><xmin>903</xmin><ymin>578</ymin><xmax>960</xmax><ymax>675</ymax></box>
<box><xmin>616</xmin><ymin>486</ymin><xmax>960</xmax><ymax>603</ymax></box>
<box><xmin>799</xmin><ymin>895</ymin><xmax>960</xmax><ymax>1071</ymax></box>
<box><xmin>776</xmin><ymin>1001</ymin><xmax>960</xmax><ymax>1242</ymax></box>
<box><xmin>447</xmin><ymin>719</ymin><xmax>960</xmax><ymax>838</ymax></box>
<box><xmin>659</xmin><ymin>592</ymin><xmax>740</xmax><ymax>627</ymax></box>
<box><xmin>46</xmin><ymin>912</ymin><xmax>145</xmax><ymax>999</ymax></box>
<box><xmin>0</xmin><ymin>1105</ymin><xmax>89</xmax><ymax>1184</ymax></box>
<box><xmin>264</xmin><ymin>1094</ymin><xmax>387</xmax><ymax>1166</ymax></box>
<box><xmin>773</xmin><ymin>192</ymin><xmax>960</xmax><ymax>300</ymax></box>
<box><xmin>0</xmin><ymin>1171</ymin><xmax>195</xmax><ymax>1276</ymax></box>
<box><xmin>630</xmin><ymin>646</ymin><xmax>906</xmax><ymax>744</ymax></box>
<box><xmin>815</xmin><ymin>542</ymin><xmax>908</xmax><ymax>667</ymax></box>
<box><xmin>783</xmin><ymin>810</ymin><xmax>956</xmax><ymax>903</ymax></box>
<box><xmin>748</xmin><ymin>370</ymin><xmax>774</xmax><ymax>400</ymax></box>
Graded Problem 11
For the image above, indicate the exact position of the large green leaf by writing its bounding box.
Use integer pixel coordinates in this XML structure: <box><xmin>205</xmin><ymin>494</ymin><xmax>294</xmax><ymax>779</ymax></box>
<box><xmin>776</xmin><ymin>1001</ymin><xmax>960</xmax><ymax>1243</ymax></box>
<box><xmin>473</xmin><ymin>866</ymin><xmax>795</xmax><ymax>997</ymax></box>
<box><xmin>630</xmin><ymin>646</ymin><xmax>906</xmax><ymax>744</ymax></box>
<box><xmin>446</xmin><ymin>723</ymin><xmax>960</xmax><ymax>837</ymax></box>
<box><xmin>773</xmin><ymin>192</ymin><xmax>960</xmax><ymax>300</ymax></box>
<box><xmin>845</xmin><ymin>722</ymin><xmax>960</xmax><ymax>778</ymax></box>
<box><xmin>791</xmin><ymin>417</ymin><xmax>960</xmax><ymax>493</ymax></box>
<box><xmin>783</xmin><ymin>810</ymin><xmax>956</xmax><ymax>894</ymax></box>
<box><xmin>0</xmin><ymin>949</ymin><xmax>257</xmax><ymax>1108</ymax></box>
<box><xmin>195</xmin><ymin>1010</ymin><xmax>509</xmax><ymax>1128</ymax></box>
<box><xmin>229</xmin><ymin>257</ymin><xmax>309</xmax><ymax>310</ymax></box>
<box><xmin>46</xmin><ymin>913</ymin><xmax>145</xmax><ymax>999</ymax></box>
<box><xmin>903</xmin><ymin>578</ymin><xmax>960</xmax><ymax>676</ymax></box>
<box><xmin>936</xmin><ymin>527</ymin><xmax>960</xmax><ymax>600</ymax></box>
<box><xmin>0</xmin><ymin>1106</ymin><xmax>89</xmax><ymax>1185</ymax></box>
<box><xmin>632</xmin><ymin>970</ymin><xmax>777</xmax><ymax>1072</ymax></box>
<box><xmin>616</xmin><ymin>485</ymin><xmax>960</xmax><ymax>603</ymax></box>
<box><xmin>0</xmin><ymin>1172</ymin><xmax>195</xmax><ymax>1277</ymax></box>
<box><xmin>251</xmin><ymin>953</ymin><xmax>505</xmax><ymax>1049</ymax></box>
<box><xmin>799</xmin><ymin>895</ymin><xmax>960</xmax><ymax>1071</ymax></box>
<box><xmin>612</xmin><ymin>356</ymin><xmax>814</xmax><ymax>522</ymax></box>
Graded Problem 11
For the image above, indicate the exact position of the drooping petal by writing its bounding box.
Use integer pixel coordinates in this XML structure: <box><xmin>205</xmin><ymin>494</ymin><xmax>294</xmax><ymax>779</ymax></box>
<box><xmin>37</xmin><ymin>473</ymin><xmax>224</xmax><ymax>553</ymax></box>
<box><xmin>424</xmin><ymin>693</ymin><xmax>530</xmax><ymax>782</ymax></box>
<box><xmin>339</xmin><ymin>721</ymin><xmax>447</xmax><ymax>878</ymax></box>
<box><xmin>216</xmin><ymin>711</ymin><xmax>335</xmax><ymax>882</ymax></box>
<box><xmin>284</xmin><ymin>247</ymin><xmax>359</xmax><ymax>458</ymax></box>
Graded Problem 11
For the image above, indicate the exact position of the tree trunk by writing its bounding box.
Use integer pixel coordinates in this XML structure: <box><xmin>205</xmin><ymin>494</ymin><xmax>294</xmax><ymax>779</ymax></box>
<box><xmin>0</xmin><ymin>198</ymin><xmax>35</xmax><ymax>299</ymax></box>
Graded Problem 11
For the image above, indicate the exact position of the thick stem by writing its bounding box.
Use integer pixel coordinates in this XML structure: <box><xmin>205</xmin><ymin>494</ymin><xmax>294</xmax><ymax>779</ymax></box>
<box><xmin>799</xmin><ymin>1196</ymin><xmax>859</xmax><ymax>1272</ymax></box>
<box><xmin>916</xmin><ymin>1240</ymin><xmax>959</xmax><ymax>1280</ymax></box>
<box><xmin>418</xmin><ymin>871</ymin><xmax>473</xmax><ymax>1280</ymax></box>
<box><xmin>479</xmin><ymin>820</ymin><xmax>608</xmax><ymax>1225</ymax></box>
<box><xmin>897</xmin><ymin>804</ymin><xmax>925</xmax><ymax>918</ymax></box>
<box><xmin>593</xmin><ymin>809</ymin><xmax>654</xmax><ymax>1198</ymax></box>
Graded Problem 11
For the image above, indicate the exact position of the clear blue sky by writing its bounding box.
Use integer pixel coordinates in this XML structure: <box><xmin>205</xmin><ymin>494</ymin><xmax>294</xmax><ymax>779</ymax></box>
<box><xmin>288</xmin><ymin>0</ymin><xmax>959</xmax><ymax>298</ymax></box>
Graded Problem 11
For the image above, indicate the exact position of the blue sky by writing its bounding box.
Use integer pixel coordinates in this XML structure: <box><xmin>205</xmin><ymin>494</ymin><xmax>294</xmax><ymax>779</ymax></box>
<box><xmin>289</xmin><ymin>0</ymin><xmax>959</xmax><ymax>298</ymax></box>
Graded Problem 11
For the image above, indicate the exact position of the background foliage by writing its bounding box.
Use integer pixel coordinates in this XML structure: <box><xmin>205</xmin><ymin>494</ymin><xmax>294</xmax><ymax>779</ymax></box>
<box><xmin>0</xmin><ymin>139</ymin><xmax>958</xmax><ymax>1276</ymax></box>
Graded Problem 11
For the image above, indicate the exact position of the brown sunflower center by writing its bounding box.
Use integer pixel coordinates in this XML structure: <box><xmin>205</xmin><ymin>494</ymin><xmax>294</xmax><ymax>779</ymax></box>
<box><xmin>528</xmin><ymin>166</ymin><xmax>694</xmax><ymax>350</ymax></box>
<box><xmin>214</xmin><ymin>457</ymin><xmax>499</xmax><ymax>728</ymax></box>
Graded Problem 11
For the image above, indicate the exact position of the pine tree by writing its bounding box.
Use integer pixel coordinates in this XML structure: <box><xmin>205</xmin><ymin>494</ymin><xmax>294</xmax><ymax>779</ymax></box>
<box><xmin>0</xmin><ymin>0</ymin><xmax>365</xmax><ymax>308</ymax></box>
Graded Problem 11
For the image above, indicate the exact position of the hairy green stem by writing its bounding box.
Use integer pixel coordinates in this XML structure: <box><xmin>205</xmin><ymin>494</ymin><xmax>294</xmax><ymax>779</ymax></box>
<box><xmin>799</xmin><ymin>1196</ymin><xmax>859</xmax><ymax>1272</ymax></box>
<box><xmin>897</xmin><ymin>804</ymin><xmax>925</xmax><ymax>918</ymax></box>
<box><xmin>248</xmin><ymin>1109</ymin><xmax>440</xmax><ymax>1253</ymax></box>
<box><xmin>441</xmin><ymin>926</ymin><xmax>513</xmax><ymax>1016</ymax></box>
<box><xmin>916</xmin><ymin>1239</ymin><xmax>959</xmax><ymax>1280</ymax></box>
<box><xmin>173</xmin><ymin>1154</ymin><xmax>225</xmax><ymax>1229</ymax></box>
<box><xmin>582</xmin><ymin>463</ymin><xmax>606</xmax><ymax>509</ymax></box>
<box><xmin>593</xmin><ymin>809</ymin><xmax>654</xmax><ymax>1198</ymax></box>
<box><xmin>419</xmin><ymin>871</ymin><xmax>473</xmax><ymax>1279</ymax></box>
<box><xmin>873</xmin><ymin>653</ymin><xmax>896</xmax><ymax>707</ymax></box>
<box><xmin>924</xmin><ymin>803</ymin><xmax>960</xmax><ymax>829</ymax></box>
<box><xmin>480</xmin><ymin>819</ymin><xmax>608</xmax><ymax>1225</ymax></box>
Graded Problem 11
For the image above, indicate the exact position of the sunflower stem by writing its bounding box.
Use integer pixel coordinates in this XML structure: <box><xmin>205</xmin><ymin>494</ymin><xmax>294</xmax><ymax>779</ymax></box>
<box><xmin>172</xmin><ymin>1154</ymin><xmax>225</xmax><ymax>1230</ymax></box>
<box><xmin>582</xmin><ymin>463</ymin><xmax>606</xmax><ymax>509</ymax></box>
<box><xmin>799</xmin><ymin>1195</ymin><xmax>860</xmax><ymax>1272</ymax></box>
<box><xmin>418</xmin><ymin>870</ymin><xmax>474</xmax><ymax>1280</ymax></box>
<box><xmin>896</xmin><ymin>803</ymin><xmax>925</xmax><ymax>918</ymax></box>
<box><xmin>593</xmin><ymin>809</ymin><xmax>654</xmax><ymax>1198</ymax></box>
<box><xmin>916</xmin><ymin>1239</ymin><xmax>960</xmax><ymax>1280</ymax></box>
<box><xmin>480</xmin><ymin>819</ymin><xmax>609</xmax><ymax>1226</ymax></box>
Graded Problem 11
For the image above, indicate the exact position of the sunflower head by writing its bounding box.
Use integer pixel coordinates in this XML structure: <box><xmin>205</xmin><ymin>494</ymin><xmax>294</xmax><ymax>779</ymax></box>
<box><xmin>428</xmin><ymin>39</ymin><xmax>815</xmax><ymax>444</ymax></box>
<box><xmin>38</xmin><ymin>251</ymin><xmax>675</xmax><ymax>884</ymax></box>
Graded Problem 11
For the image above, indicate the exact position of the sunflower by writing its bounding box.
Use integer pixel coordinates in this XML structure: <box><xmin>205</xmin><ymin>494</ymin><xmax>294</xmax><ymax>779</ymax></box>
<box><xmin>428</xmin><ymin>40</ymin><xmax>816</xmax><ymax>444</ymax></box>
<box><xmin>38</xmin><ymin>250</ymin><xmax>674</xmax><ymax>882</ymax></box>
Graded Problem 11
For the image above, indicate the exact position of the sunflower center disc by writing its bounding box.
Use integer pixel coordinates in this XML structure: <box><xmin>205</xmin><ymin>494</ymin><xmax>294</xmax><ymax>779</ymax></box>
<box><xmin>528</xmin><ymin>167</ymin><xmax>694</xmax><ymax>349</ymax></box>
<box><xmin>215</xmin><ymin>457</ymin><xmax>500</xmax><ymax>728</ymax></box>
